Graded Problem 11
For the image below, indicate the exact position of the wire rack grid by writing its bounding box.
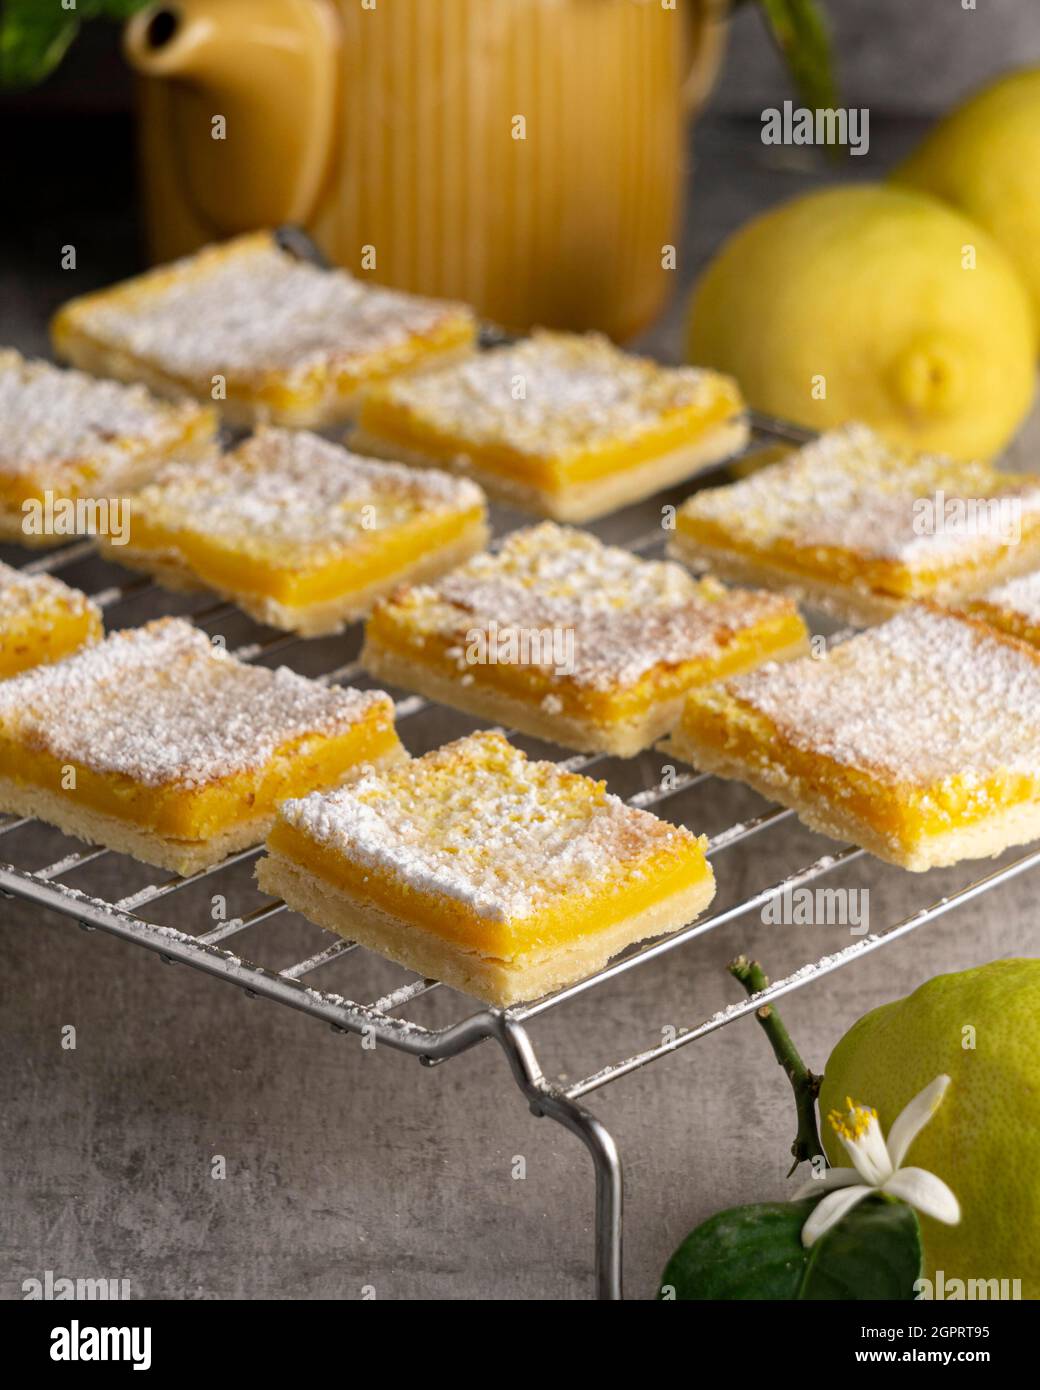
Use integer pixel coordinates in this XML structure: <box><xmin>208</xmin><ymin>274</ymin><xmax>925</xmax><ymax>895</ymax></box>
<box><xmin>3</xmin><ymin>410</ymin><xmax>1038</xmax><ymax>1302</ymax></box>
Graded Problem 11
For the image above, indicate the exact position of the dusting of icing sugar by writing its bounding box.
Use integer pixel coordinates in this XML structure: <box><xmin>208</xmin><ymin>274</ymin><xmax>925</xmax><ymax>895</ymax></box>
<box><xmin>978</xmin><ymin>569</ymin><xmax>1040</xmax><ymax>628</ymax></box>
<box><xmin>681</xmin><ymin>422</ymin><xmax>1040</xmax><ymax>570</ymax></box>
<box><xmin>276</xmin><ymin>730</ymin><xmax>704</xmax><ymax>922</ymax></box>
<box><xmin>78</xmin><ymin>238</ymin><xmax>473</xmax><ymax>381</ymax></box>
<box><xmin>0</xmin><ymin>617</ymin><xmax>387</xmax><ymax>786</ymax></box>
<box><xmin>0</xmin><ymin>560</ymin><xmax>98</xmax><ymax>625</ymax></box>
<box><xmin>383</xmin><ymin>522</ymin><xmax>798</xmax><ymax>690</ymax></box>
<box><xmin>0</xmin><ymin>349</ymin><xmax>207</xmax><ymax>483</ymax></box>
<box><xmin>729</xmin><ymin>604</ymin><xmax>1040</xmax><ymax>785</ymax></box>
<box><xmin>372</xmin><ymin>330</ymin><xmax>731</xmax><ymax>457</ymax></box>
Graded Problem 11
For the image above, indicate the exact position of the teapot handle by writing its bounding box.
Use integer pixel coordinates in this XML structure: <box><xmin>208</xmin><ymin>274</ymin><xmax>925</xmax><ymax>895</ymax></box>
<box><xmin>682</xmin><ymin>0</ymin><xmax>729</xmax><ymax>113</ymax></box>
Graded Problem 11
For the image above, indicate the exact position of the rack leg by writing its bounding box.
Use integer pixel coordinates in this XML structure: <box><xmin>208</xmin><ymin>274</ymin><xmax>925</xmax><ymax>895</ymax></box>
<box><xmin>491</xmin><ymin>1015</ymin><xmax>624</xmax><ymax>1300</ymax></box>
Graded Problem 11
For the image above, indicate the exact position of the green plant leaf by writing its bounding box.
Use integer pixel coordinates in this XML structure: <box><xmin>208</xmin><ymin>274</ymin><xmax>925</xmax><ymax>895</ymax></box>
<box><xmin>756</xmin><ymin>0</ymin><xmax>839</xmax><ymax>114</ymax></box>
<box><xmin>658</xmin><ymin>1195</ymin><xmax>923</xmax><ymax>1300</ymax></box>
<box><xmin>0</xmin><ymin>0</ymin><xmax>151</xmax><ymax>89</ymax></box>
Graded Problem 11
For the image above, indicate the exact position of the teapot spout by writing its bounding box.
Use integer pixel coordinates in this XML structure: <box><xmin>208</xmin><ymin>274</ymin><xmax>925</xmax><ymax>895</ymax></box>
<box><xmin>123</xmin><ymin>0</ymin><xmax>341</xmax><ymax>234</ymax></box>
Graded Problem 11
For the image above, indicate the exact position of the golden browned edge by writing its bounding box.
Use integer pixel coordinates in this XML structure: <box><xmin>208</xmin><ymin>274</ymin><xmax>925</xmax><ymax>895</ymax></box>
<box><xmin>660</xmin><ymin>728</ymin><xmax>1040</xmax><ymax>873</ymax></box>
<box><xmin>0</xmin><ymin>748</ymin><xmax>405</xmax><ymax>877</ymax></box>
<box><xmin>349</xmin><ymin>417</ymin><xmax>750</xmax><ymax>522</ymax></box>
<box><xmin>54</xmin><ymin>321</ymin><xmax>476</xmax><ymax>430</ymax></box>
<box><xmin>362</xmin><ymin>631</ymin><xmax>810</xmax><ymax>758</ymax></box>
<box><xmin>256</xmin><ymin>850</ymin><xmax>717</xmax><ymax>1007</ymax></box>
<box><xmin>667</xmin><ymin>532</ymin><xmax>1040</xmax><ymax>629</ymax></box>
<box><xmin>98</xmin><ymin>517</ymin><xmax>491</xmax><ymax>636</ymax></box>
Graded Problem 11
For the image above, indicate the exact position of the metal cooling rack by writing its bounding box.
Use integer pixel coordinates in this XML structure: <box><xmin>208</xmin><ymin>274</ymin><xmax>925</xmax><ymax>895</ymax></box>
<box><xmin>3</xmin><ymin>411</ymin><xmax>1039</xmax><ymax>1302</ymax></box>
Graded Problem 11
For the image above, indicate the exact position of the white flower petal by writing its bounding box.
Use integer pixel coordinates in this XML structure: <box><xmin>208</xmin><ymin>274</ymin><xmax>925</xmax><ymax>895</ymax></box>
<box><xmin>882</xmin><ymin>1167</ymin><xmax>961</xmax><ymax>1226</ymax></box>
<box><xmin>886</xmin><ymin>1075</ymin><xmax>951</xmax><ymax>1170</ymax></box>
<box><xmin>792</xmin><ymin>1167</ymin><xmax>865</xmax><ymax>1200</ymax></box>
<box><xmin>838</xmin><ymin>1112</ymin><xmax>893</xmax><ymax>1186</ymax></box>
<box><xmin>801</xmin><ymin>1184</ymin><xmax>872</xmax><ymax>1247</ymax></box>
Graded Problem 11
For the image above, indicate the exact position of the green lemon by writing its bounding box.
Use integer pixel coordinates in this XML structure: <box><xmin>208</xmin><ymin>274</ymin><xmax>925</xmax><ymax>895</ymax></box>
<box><xmin>896</xmin><ymin>67</ymin><xmax>1040</xmax><ymax>334</ymax></box>
<box><xmin>820</xmin><ymin>959</ymin><xmax>1040</xmax><ymax>1298</ymax></box>
<box><xmin>686</xmin><ymin>184</ymin><xmax>1036</xmax><ymax>459</ymax></box>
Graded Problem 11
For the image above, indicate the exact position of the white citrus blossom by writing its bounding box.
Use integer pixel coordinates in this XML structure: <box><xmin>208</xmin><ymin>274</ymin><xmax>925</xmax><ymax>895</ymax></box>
<box><xmin>797</xmin><ymin>1074</ymin><xmax>960</xmax><ymax>1247</ymax></box>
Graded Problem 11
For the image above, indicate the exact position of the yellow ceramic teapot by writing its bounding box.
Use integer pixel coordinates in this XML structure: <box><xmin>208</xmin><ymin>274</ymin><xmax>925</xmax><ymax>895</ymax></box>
<box><xmin>125</xmin><ymin>0</ymin><xmax>725</xmax><ymax>338</ymax></box>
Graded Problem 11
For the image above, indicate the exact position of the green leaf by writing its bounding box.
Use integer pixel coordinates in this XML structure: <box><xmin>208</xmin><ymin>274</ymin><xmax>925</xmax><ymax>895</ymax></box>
<box><xmin>0</xmin><ymin>0</ymin><xmax>151</xmax><ymax>89</ymax></box>
<box><xmin>658</xmin><ymin>1195</ymin><xmax>923</xmax><ymax>1300</ymax></box>
<box><xmin>756</xmin><ymin>0</ymin><xmax>839</xmax><ymax>114</ymax></box>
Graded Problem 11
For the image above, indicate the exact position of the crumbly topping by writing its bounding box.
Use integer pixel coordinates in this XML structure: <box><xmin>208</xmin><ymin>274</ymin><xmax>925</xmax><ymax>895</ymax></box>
<box><xmin>0</xmin><ymin>617</ymin><xmax>387</xmax><ymax>786</ymax></box>
<box><xmin>680</xmin><ymin>422</ymin><xmax>1040</xmax><ymax>569</ymax></box>
<box><xmin>0</xmin><ymin>349</ymin><xmax>207</xmax><ymax>483</ymax></box>
<box><xmin>978</xmin><ymin>570</ymin><xmax>1040</xmax><ymax>627</ymax></box>
<box><xmin>131</xmin><ymin>427</ymin><xmax>484</xmax><ymax>565</ymax></box>
<box><xmin>728</xmin><ymin>605</ymin><xmax>1040</xmax><ymax>786</ymax></box>
<box><xmin>77</xmin><ymin>236</ymin><xmax>473</xmax><ymax>381</ymax></box>
<box><xmin>0</xmin><ymin>560</ymin><xmax>98</xmax><ymax>625</ymax></box>
<box><xmin>382</xmin><ymin>522</ymin><xmax>797</xmax><ymax>690</ymax></box>
<box><xmin>277</xmin><ymin>730</ymin><xmax>703</xmax><ymax>922</ymax></box>
<box><xmin>370</xmin><ymin>330</ymin><xmax>732</xmax><ymax>458</ymax></box>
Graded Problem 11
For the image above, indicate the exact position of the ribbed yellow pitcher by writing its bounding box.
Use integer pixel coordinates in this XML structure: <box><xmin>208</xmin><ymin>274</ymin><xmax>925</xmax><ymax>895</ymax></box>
<box><xmin>125</xmin><ymin>0</ymin><xmax>726</xmax><ymax>338</ymax></box>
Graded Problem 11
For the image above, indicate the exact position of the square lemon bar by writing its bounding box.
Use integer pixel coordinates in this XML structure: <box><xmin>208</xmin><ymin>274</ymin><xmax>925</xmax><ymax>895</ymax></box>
<box><xmin>670</xmin><ymin>423</ymin><xmax>1040</xmax><ymax>624</ymax></box>
<box><xmin>52</xmin><ymin>232</ymin><xmax>477</xmax><ymax>429</ymax></box>
<box><xmin>257</xmin><ymin>730</ymin><xmax>715</xmax><ymax>1005</ymax></box>
<box><xmin>960</xmin><ymin>570</ymin><xmax>1040</xmax><ymax>649</ymax></box>
<box><xmin>0</xmin><ymin>618</ymin><xmax>403</xmax><ymax>874</ymax></box>
<box><xmin>103</xmin><ymin>428</ymin><xmax>489</xmax><ymax>635</ymax></box>
<box><xmin>0</xmin><ymin>349</ymin><xmax>216</xmax><ymax>546</ymax></box>
<box><xmin>669</xmin><ymin>604</ymin><xmax>1040</xmax><ymax>872</ymax></box>
<box><xmin>0</xmin><ymin>562</ymin><xmax>102</xmax><ymax>679</ymax></box>
<box><xmin>363</xmin><ymin>523</ymin><xmax>807</xmax><ymax>756</ymax></box>
<box><xmin>353</xmin><ymin>331</ymin><xmax>748</xmax><ymax>521</ymax></box>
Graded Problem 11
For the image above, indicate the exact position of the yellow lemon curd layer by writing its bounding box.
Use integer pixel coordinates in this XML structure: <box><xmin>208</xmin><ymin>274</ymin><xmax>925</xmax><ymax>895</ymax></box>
<box><xmin>267</xmin><ymin>817</ymin><xmax>711</xmax><ymax>959</ymax></box>
<box><xmin>130</xmin><ymin>504</ymin><xmax>487</xmax><ymax>609</ymax></box>
<box><xmin>0</xmin><ymin>709</ymin><xmax>400</xmax><ymax>841</ymax></box>
<box><xmin>366</xmin><ymin>601</ymin><xmax>808</xmax><ymax>726</ymax></box>
<box><xmin>679</xmin><ymin>687</ymin><xmax>1038</xmax><ymax>850</ymax></box>
<box><xmin>0</xmin><ymin>602</ymin><xmax>101</xmax><ymax>680</ymax></box>
<box><xmin>358</xmin><ymin>387</ymin><xmax>743</xmax><ymax>493</ymax></box>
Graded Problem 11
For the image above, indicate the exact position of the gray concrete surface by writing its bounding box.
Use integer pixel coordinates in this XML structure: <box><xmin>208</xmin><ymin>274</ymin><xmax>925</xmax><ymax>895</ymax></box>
<box><xmin>3</xmin><ymin>14</ymin><xmax>1040</xmax><ymax>1301</ymax></box>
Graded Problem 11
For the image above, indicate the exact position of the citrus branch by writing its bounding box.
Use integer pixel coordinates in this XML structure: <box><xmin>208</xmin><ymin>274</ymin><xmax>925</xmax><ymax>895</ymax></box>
<box><xmin>729</xmin><ymin>955</ymin><xmax>825</xmax><ymax>1176</ymax></box>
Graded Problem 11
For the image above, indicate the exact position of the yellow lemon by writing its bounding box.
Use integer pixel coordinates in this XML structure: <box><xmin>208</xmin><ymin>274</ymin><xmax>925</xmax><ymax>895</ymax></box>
<box><xmin>686</xmin><ymin>184</ymin><xmax>1036</xmax><ymax>458</ymax></box>
<box><xmin>896</xmin><ymin>67</ymin><xmax>1040</xmax><ymax>333</ymax></box>
<box><xmin>820</xmin><ymin>959</ymin><xmax>1040</xmax><ymax>1298</ymax></box>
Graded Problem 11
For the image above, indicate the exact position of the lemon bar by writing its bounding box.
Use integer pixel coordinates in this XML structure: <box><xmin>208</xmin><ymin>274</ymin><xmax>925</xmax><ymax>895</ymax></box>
<box><xmin>668</xmin><ymin>605</ymin><xmax>1040</xmax><ymax>872</ymax></box>
<box><xmin>363</xmin><ymin>522</ymin><xmax>808</xmax><ymax>756</ymax></box>
<box><xmin>257</xmin><ymin>730</ymin><xmax>715</xmax><ymax>1005</ymax></box>
<box><xmin>670</xmin><ymin>423</ymin><xmax>1040</xmax><ymax>624</ymax></box>
<box><xmin>960</xmin><ymin>570</ymin><xmax>1040</xmax><ymax>649</ymax></box>
<box><xmin>353</xmin><ymin>331</ymin><xmax>747</xmax><ymax>521</ymax></box>
<box><xmin>102</xmin><ymin>428</ymin><xmax>489</xmax><ymax>636</ymax></box>
<box><xmin>52</xmin><ymin>232</ymin><xmax>477</xmax><ymax>429</ymax></box>
<box><xmin>0</xmin><ymin>618</ymin><xmax>402</xmax><ymax>874</ymax></box>
<box><xmin>0</xmin><ymin>349</ymin><xmax>216</xmax><ymax>546</ymax></box>
<box><xmin>0</xmin><ymin>562</ymin><xmax>102</xmax><ymax>678</ymax></box>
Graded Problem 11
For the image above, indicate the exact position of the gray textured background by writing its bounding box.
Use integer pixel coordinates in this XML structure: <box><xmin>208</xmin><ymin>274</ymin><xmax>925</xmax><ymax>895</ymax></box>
<box><xmin>2</xmin><ymin>3</ymin><xmax>1040</xmax><ymax>1302</ymax></box>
